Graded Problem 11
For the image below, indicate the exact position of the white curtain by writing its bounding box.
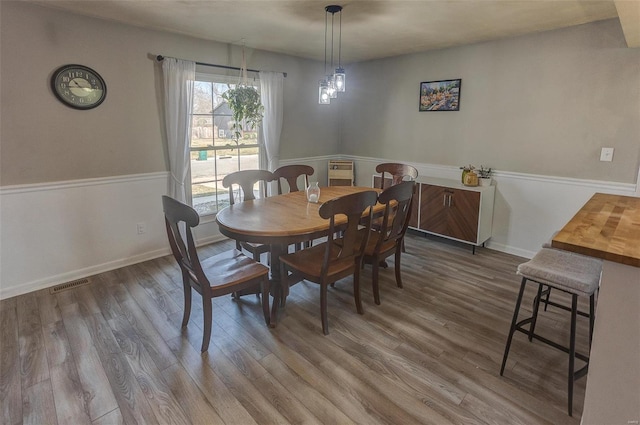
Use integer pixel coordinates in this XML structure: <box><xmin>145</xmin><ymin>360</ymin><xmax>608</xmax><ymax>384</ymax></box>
<box><xmin>162</xmin><ymin>58</ymin><xmax>195</xmax><ymax>203</ymax></box>
<box><xmin>259</xmin><ymin>71</ymin><xmax>284</xmax><ymax>171</ymax></box>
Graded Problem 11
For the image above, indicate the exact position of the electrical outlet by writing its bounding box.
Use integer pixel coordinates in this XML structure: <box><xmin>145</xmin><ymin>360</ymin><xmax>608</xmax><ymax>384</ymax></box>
<box><xmin>137</xmin><ymin>222</ymin><xmax>146</xmax><ymax>234</ymax></box>
<box><xmin>600</xmin><ymin>147</ymin><xmax>614</xmax><ymax>162</ymax></box>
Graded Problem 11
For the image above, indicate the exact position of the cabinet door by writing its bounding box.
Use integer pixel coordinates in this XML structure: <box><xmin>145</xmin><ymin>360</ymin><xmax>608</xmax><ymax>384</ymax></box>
<box><xmin>419</xmin><ymin>184</ymin><xmax>481</xmax><ymax>243</ymax></box>
<box><xmin>419</xmin><ymin>184</ymin><xmax>449</xmax><ymax>235</ymax></box>
<box><xmin>448</xmin><ymin>189</ymin><xmax>480</xmax><ymax>242</ymax></box>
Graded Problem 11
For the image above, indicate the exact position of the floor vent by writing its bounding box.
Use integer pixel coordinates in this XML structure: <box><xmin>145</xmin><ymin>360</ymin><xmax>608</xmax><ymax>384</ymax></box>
<box><xmin>50</xmin><ymin>278</ymin><xmax>91</xmax><ymax>294</ymax></box>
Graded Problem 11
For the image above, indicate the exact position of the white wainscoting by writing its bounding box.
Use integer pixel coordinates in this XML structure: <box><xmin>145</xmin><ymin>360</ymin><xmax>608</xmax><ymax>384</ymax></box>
<box><xmin>0</xmin><ymin>172</ymin><xmax>227</xmax><ymax>299</ymax></box>
<box><xmin>283</xmin><ymin>155</ymin><xmax>637</xmax><ymax>259</ymax></box>
<box><xmin>1</xmin><ymin>160</ymin><xmax>636</xmax><ymax>299</ymax></box>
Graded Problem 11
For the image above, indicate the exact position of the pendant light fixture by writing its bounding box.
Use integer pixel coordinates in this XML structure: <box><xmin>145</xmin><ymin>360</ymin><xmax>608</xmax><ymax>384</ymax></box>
<box><xmin>318</xmin><ymin>5</ymin><xmax>346</xmax><ymax>104</ymax></box>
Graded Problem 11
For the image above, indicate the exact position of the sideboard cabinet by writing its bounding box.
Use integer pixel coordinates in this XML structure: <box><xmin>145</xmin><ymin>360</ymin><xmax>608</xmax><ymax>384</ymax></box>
<box><xmin>373</xmin><ymin>176</ymin><xmax>495</xmax><ymax>249</ymax></box>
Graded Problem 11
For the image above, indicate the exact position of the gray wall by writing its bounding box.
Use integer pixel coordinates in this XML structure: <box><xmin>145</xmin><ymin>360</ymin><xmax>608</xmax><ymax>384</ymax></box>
<box><xmin>339</xmin><ymin>19</ymin><xmax>640</xmax><ymax>183</ymax></box>
<box><xmin>0</xmin><ymin>1</ymin><xmax>339</xmax><ymax>186</ymax></box>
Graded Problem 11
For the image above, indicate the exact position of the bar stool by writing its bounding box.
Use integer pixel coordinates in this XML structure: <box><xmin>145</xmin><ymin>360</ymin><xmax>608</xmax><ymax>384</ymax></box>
<box><xmin>499</xmin><ymin>248</ymin><xmax>602</xmax><ymax>416</ymax></box>
<box><xmin>538</xmin><ymin>232</ymin><xmax>602</xmax><ymax>313</ymax></box>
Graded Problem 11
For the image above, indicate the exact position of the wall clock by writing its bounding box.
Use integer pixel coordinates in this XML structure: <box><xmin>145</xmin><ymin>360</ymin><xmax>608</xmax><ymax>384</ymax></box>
<box><xmin>51</xmin><ymin>64</ymin><xmax>107</xmax><ymax>110</ymax></box>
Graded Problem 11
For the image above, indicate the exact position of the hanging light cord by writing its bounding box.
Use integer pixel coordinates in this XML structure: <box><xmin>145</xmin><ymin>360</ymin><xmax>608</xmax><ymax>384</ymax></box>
<box><xmin>330</xmin><ymin>11</ymin><xmax>335</xmax><ymax>71</ymax></box>
<box><xmin>338</xmin><ymin>10</ymin><xmax>342</xmax><ymax>68</ymax></box>
<box><xmin>324</xmin><ymin>11</ymin><xmax>328</xmax><ymax>75</ymax></box>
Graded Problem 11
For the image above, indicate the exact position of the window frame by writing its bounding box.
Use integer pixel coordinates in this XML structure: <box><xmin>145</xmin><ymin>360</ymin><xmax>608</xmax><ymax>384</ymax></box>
<box><xmin>189</xmin><ymin>72</ymin><xmax>263</xmax><ymax>217</ymax></box>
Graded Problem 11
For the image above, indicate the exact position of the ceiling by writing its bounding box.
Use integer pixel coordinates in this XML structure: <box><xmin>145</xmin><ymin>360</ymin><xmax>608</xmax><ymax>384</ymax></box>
<box><xmin>27</xmin><ymin>1</ymin><xmax>639</xmax><ymax>63</ymax></box>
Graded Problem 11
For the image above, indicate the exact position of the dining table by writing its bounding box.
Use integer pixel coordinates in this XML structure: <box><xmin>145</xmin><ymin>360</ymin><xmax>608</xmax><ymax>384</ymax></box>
<box><xmin>216</xmin><ymin>185</ymin><xmax>383</xmax><ymax>325</ymax></box>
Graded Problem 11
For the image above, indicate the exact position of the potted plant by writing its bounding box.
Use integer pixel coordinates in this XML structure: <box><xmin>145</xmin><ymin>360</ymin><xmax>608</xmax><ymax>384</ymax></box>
<box><xmin>478</xmin><ymin>165</ymin><xmax>493</xmax><ymax>186</ymax></box>
<box><xmin>222</xmin><ymin>85</ymin><xmax>264</xmax><ymax>142</ymax></box>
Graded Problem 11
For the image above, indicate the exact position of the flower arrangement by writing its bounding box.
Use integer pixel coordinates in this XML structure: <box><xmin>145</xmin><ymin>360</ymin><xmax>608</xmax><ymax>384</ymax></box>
<box><xmin>478</xmin><ymin>166</ymin><xmax>493</xmax><ymax>179</ymax></box>
<box><xmin>459</xmin><ymin>164</ymin><xmax>494</xmax><ymax>186</ymax></box>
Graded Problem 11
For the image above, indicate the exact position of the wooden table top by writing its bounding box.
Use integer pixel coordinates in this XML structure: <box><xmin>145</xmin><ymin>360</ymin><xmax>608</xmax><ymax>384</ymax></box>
<box><xmin>552</xmin><ymin>192</ymin><xmax>640</xmax><ymax>267</ymax></box>
<box><xmin>216</xmin><ymin>186</ymin><xmax>381</xmax><ymax>244</ymax></box>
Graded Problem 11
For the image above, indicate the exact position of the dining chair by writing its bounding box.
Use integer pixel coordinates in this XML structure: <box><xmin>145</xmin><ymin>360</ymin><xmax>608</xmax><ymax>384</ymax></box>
<box><xmin>272</xmin><ymin>164</ymin><xmax>315</xmax><ymax>194</ymax></box>
<box><xmin>162</xmin><ymin>195</ymin><xmax>270</xmax><ymax>352</ymax></box>
<box><xmin>360</xmin><ymin>181</ymin><xmax>416</xmax><ymax>305</ymax></box>
<box><xmin>279</xmin><ymin>190</ymin><xmax>379</xmax><ymax>335</ymax></box>
<box><xmin>222</xmin><ymin>169</ymin><xmax>274</xmax><ymax>263</ymax></box>
<box><xmin>374</xmin><ymin>163</ymin><xmax>418</xmax><ymax>253</ymax></box>
<box><xmin>375</xmin><ymin>163</ymin><xmax>418</xmax><ymax>189</ymax></box>
<box><xmin>273</xmin><ymin>164</ymin><xmax>316</xmax><ymax>251</ymax></box>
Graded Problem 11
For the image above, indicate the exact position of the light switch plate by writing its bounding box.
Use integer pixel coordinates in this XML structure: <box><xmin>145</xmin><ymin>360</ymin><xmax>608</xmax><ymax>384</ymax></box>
<box><xmin>600</xmin><ymin>147</ymin><xmax>614</xmax><ymax>162</ymax></box>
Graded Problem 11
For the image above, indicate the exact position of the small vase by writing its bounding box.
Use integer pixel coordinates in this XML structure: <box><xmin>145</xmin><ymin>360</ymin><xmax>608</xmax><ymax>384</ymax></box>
<box><xmin>306</xmin><ymin>182</ymin><xmax>320</xmax><ymax>203</ymax></box>
<box><xmin>463</xmin><ymin>171</ymin><xmax>479</xmax><ymax>187</ymax></box>
<box><xmin>479</xmin><ymin>177</ymin><xmax>492</xmax><ymax>187</ymax></box>
<box><xmin>461</xmin><ymin>169</ymin><xmax>469</xmax><ymax>184</ymax></box>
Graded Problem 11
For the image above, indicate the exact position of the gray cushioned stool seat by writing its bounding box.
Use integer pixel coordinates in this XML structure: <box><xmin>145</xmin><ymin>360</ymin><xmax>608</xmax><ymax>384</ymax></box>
<box><xmin>517</xmin><ymin>248</ymin><xmax>601</xmax><ymax>297</ymax></box>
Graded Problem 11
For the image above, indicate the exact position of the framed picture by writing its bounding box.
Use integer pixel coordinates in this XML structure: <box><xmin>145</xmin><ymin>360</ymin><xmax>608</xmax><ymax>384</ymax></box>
<box><xmin>419</xmin><ymin>79</ymin><xmax>461</xmax><ymax>111</ymax></box>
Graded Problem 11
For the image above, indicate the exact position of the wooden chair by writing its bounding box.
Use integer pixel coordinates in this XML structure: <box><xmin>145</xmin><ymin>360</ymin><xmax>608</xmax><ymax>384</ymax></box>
<box><xmin>222</xmin><ymin>170</ymin><xmax>274</xmax><ymax>262</ymax></box>
<box><xmin>375</xmin><ymin>163</ymin><xmax>418</xmax><ymax>189</ymax></box>
<box><xmin>279</xmin><ymin>190</ymin><xmax>379</xmax><ymax>334</ymax></box>
<box><xmin>162</xmin><ymin>195</ymin><xmax>270</xmax><ymax>352</ymax></box>
<box><xmin>361</xmin><ymin>181</ymin><xmax>416</xmax><ymax>305</ymax></box>
<box><xmin>374</xmin><ymin>163</ymin><xmax>417</xmax><ymax>253</ymax></box>
<box><xmin>273</xmin><ymin>164</ymin><xmax>316</xmax><ymax>250</ymax></box>
<box><xmin>272</xmin><ymin>164</ymin><xmax>315</xmax><ymax>194</ymax></box>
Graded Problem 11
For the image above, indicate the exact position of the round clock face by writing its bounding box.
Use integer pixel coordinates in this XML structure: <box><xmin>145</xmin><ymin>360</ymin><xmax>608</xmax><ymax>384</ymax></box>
<box><xmin>51</xmin><ymin>64</ymin><xmax>107</xmax><ymax>110</ymax></box>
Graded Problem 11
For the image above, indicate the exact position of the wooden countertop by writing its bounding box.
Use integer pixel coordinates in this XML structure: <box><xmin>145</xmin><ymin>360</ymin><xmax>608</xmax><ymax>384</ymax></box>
<box><xmin>552</xmin><ymin>192</ymin><xmax>640</xmax><ymax>424</ymax></box>
<box><xmin>552</xmin><ymin>193</ymin><xmax>640</xmax><ymax>267</ymax></box>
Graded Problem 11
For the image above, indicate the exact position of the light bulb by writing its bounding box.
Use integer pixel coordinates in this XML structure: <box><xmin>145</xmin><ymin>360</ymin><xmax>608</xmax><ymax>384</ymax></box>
<box><xmin>335</xmin><ymin>68</ymin><xmax>346</xmax><ymax>92</ymax></box>
<box><xmin>327</xmin><ymin>75</ymin><xmax>337</xmax><ymax>99</ymax></box>
<box><xmin>318</xmin><ymin>80</ymin><xmax>330</xmax><ymax>104</ymax></box>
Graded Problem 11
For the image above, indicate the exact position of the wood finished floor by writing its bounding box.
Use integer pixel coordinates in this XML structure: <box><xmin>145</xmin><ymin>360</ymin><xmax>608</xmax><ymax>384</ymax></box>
<box><xmin>1</xmin><ymin>232</ymin><xmax>592</xmax><ymax>425</ymax></box>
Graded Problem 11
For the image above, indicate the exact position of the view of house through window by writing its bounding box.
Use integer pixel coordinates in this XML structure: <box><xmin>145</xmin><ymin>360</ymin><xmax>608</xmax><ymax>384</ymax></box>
<box><xmin>190</xmin><ymin>73</ymin><xmax>262</xmax><ymax>215</ymax></box>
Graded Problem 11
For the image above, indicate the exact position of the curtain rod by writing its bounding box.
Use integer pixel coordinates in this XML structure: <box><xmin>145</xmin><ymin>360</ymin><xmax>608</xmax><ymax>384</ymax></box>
<box><xmin>156</xmin><ymin>55</ymin><xmax>287</xmax><ymax>78</ymax></box>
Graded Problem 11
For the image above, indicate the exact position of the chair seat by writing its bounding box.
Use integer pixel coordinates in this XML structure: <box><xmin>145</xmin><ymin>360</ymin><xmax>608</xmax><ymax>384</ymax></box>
<box><xmin>517</xmin><ymin>248</ymin><xmax>602</xmax><ymax>297</ymax></box>
<box><xmin>200</xmin><ymin>249</ymin><xmax>268</xmax><ymax>292</ymax></box>
<box><xmin>280</xmin><ymin>241</ymin><xmax>355</xmax><ymax>280</ymax></box>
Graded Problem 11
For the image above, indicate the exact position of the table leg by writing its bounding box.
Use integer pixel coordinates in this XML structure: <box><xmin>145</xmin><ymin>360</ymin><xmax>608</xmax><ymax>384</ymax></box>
<box><xmin>268</xmin><ymin>243</ymin><xmax>287</xmax><ymax>327</ymax></box>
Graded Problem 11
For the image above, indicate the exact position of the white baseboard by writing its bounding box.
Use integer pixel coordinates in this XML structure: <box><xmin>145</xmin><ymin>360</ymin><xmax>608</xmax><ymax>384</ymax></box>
<box><xmin>484</xmin><ymin>241</ymin><xmax>536</xmax><ymax>260</ymax></box>
<box><xmin>1</xmin><ymin>247</ymin><xmax>170</xmax><ymax>299</ymax></box>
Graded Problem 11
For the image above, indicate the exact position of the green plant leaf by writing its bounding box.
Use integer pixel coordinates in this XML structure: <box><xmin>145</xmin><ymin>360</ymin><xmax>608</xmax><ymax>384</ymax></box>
<box><xmin>222</xmin><ymin>85</ymin><xmax>264</xmax><ymax>141</ymax></box>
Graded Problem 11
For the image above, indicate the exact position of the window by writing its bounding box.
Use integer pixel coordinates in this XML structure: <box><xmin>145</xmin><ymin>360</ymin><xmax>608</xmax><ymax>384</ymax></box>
<box><xmin>190</xmin><ymin>73</ymin><xmax>262</xmax><ymax>216</ymax></box>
